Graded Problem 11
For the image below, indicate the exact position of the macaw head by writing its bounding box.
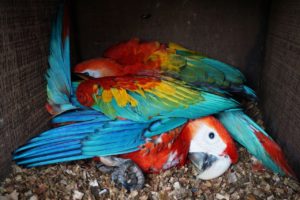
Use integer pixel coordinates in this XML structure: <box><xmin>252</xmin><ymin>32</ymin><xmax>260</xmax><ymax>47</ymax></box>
<box><xmin>183</xmin><ymin>116</ymin><xmax>238</xmax><ymax>180</ymax></box>
<box><xmin>73</xmin><ymin>58</ymin><xmax>124</xmax><ymax>78</ymax></box>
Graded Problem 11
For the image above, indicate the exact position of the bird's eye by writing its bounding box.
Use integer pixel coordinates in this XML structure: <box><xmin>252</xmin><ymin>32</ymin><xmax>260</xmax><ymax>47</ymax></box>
<box><xmin>208</xmin><ymin>132</ymin><xmax>215</xmax><ymax>139</ymax></box>
<box><xmin>83</xmin><ymin>72</ymin><xmax>90</xmax><ymax>76</ymax></box>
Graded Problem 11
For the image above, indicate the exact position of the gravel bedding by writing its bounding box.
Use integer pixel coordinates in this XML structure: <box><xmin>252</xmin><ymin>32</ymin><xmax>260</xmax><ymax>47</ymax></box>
<box><xmin>0</xmin><ymin>147</ymin><xmax>299</xmax><ymax>200</ymax></box>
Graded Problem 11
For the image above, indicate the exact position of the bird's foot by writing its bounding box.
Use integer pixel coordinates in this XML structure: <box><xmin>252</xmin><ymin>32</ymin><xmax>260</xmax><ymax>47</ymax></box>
<box><xmin>111</xmin><ymin>159</ymin><xmax>145</xmax><ymax>191</ymax></box>
<box><xmin>96</xmin><ymin>156</ymin><xmax>145</xmax><ymax>191</ymax></box>
<box><xmin>96</xmin><ymin>163</ymin><xmax>115</xmax><ymax>173</ymax></box>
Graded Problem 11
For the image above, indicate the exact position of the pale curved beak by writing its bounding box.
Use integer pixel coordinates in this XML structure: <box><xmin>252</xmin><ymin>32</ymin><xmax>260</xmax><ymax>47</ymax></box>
<box><xmin>189</xmin><ymin>152</ymin><xmax>231</xmax><ymax>180</ymax></box>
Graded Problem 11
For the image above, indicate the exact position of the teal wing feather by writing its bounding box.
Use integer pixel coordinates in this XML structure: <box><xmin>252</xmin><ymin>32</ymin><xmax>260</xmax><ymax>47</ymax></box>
<box><xmin>174</xmin><ymin>49</ymin><xmax>245</xmax><ymax>85</ymax></box>
<box><xmin>46</xmin><ymin>4</ymin><xmax>77</xmax><ymax>114</ymax></box>
<box><xmin>170</xmin><ymin>47</ymin><xmax>256</xmax><ymax>100</ymax></box>
<box><xmin>51</xmin><ymin>110</ymin><xmax>109</xmax><ymax>124</ymax></box>
<box><xmin>13</xmin><ymin>110</ymin><xmax>188</xmax><ymax>167</ymax></box>
<box><xmin>218</xmin><ymin>109</ymin><xmax>293</xmax><ymax>176</ymax></box>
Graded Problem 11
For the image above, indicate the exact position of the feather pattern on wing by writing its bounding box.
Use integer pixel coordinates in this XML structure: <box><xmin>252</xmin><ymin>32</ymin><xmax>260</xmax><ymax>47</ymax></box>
<box><xmin>102</xmin><ymin>39</ymin><xmax>256</xmax><ymax>100</ymax></box>
<box><xmin>76</xmin><ymin>76</ymin><xmax>240</xmax><ymax>121</ymax></box>
<box><xmin>45</xmin><ymin>4</ymin><xmax>76</xmax><ymax>115</ymax></box>
<box><xmin>13</xmin><ymin>110</ymin><xmax>188</xmax><ymax>167</ymax></box>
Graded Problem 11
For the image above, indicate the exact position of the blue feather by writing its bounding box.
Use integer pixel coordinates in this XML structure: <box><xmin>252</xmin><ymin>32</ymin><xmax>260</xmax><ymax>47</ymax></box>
<box><xmin>201</xmin><ymin>58</ymin><xmax>245</xmax><ymax>85</ymax></box>
<box><xmin>51</xmin><ymin>110</ymin><xmax>109</xmax><ymax>124</ymax></box>
<box><xmin>145</xmin><ymin>118</ymin><xmax>187</xmax><ymax>137</ymax></box>
<box><xmin>45</xmin><ymin>4</ymin><xmax>76</xmax><ymax>114</ymax></box>
<box><xmin>13</xmin><ymin>109</ymin><xmax>191</xmax><ymax>167</ymax></box>
<box><xmin>26</xmin><ymin>155</ymin><xmax>93</xmax><ymax>167</ymax></box>
<box><xmin>19</xmin><ymin>134</ymin><xmax>90</xmax><ymax>152</ymax></box>
<box><xmin>17</xmin><ymin>150</ymin><xmax>83</xmax><ymax>165</ymax></box>
<box><xmin>14</xmin><ymin>142</ymin><xmax>81</xmax><ymax>159</ymax></box>
<box><xmin>242</xmin><ymin>85</ymin><xmax>257</xmax><ymax>100</ymax></box>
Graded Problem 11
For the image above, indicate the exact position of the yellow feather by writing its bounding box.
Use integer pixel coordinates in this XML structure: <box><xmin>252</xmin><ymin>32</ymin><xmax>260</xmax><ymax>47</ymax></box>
<box><xmin>168</xmin><ymin>42</ymin><xmax>205</xmax><ymax>58</ymax></box>
<box><xmin>102</xmin><ymin>90</ymin><xmax>113</xmax><ymax>103</ymax></box>
<box><xmin>146</xmin><ymin>89</ymin><xmax>183</xmax><ymax>107</ymax></box>
<box><xmin>128</xmin><ymin>96</ymin><xmax>138</xmax><ymax>107</ymax></box>
<box><xmin>144</xmin><ymin>83</ymin><xmax>187</xmax><ymax>107</ymax></box>
<box><xmin>145</xmin><ymin>89</ymin><xmax>164</xmax><ymax>98</ymax></box>
<box><xmin>135</xmin><ymin>88</ymin><xmax>146</xmax><ymax>98</ymax></box>
<box><xmin>155</xmin><ymin>82</ymin><xmax>176</xmax><ymax>95</ymax></box>
<box><xmin>111</xmin><ymin>88</ymin><xmax>129</xmax><ymax>107</ymax></box>
<box><xmin>167</xmin><ymin>81</ymin><xmax>200</xmax><ymax>96</ymax></box>
<box><xmin>168</xmin><ymin>42</ymin><xmax>190</xmax><ymax>51</ymax></box>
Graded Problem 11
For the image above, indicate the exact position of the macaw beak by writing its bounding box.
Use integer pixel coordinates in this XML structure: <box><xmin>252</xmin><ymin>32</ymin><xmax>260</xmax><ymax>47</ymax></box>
<box><xmin>189</xmin><ymin>152</ymin><xmax>232</xmax><ymax>180</ymax></box>
<box><xmin>74</xmin><ymin>73</ymin><xmax>90</xmax><ymax>80</ymax></box>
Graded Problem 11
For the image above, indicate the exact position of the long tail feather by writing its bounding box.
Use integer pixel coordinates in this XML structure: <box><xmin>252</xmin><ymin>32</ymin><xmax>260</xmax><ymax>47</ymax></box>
<box><xmin>46</xmin><ymin>4</ymin><xmax>76</xmax><ymax>115</ymax></box>
<box><xmin>218</xmin><ymin>109</ymin><xmax>295</xmax><ymax>176</ymax></box>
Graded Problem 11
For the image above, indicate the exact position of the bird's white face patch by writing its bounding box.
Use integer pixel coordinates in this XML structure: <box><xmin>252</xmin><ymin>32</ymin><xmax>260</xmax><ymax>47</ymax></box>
<box><xmin>188</xmin><ymin>124</ymin><xmax>232</xmax><ymax>180</ymax></box>
<box><xmin>189</xmin><ymin>124</ymin><xmax>227</xmax><ymax>156</ymax></box>
<box><xmin>82</xmin><ymin>69</ymin><xmax>101</xmax><ymax>78</ymax></box>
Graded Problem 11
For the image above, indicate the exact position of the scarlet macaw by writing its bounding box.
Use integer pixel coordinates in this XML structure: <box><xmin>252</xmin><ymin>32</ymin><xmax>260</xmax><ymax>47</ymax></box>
<box><xmin>74</xmin><ymin>38</ymin><xmax>256</xmax><ymax>100</ymax></box>
<box><xmin>14</xmin><ymin>109</ymin><xmax>238</xmax><ymax>189</ymax></box>
<box><xmin>14</xmin><ymin>3</ymin><xmax>294</xmax><ymax>191</ymax></box>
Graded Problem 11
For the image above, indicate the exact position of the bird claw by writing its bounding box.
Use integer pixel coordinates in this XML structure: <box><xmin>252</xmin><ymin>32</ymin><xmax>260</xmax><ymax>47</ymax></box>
<box><xmin>111</xmin><ymin>160</ymin><xmax>145</xmax><ymax>191</ymax></box>
<box><xmin>95</xmin><ymin>156</ymin><xmax>145</xmax><ymax>191</ymax></box>
<box><xmin>96</xmin><ymin>163</ymin><xmax>115</xmax><ymax>173</ymax></box>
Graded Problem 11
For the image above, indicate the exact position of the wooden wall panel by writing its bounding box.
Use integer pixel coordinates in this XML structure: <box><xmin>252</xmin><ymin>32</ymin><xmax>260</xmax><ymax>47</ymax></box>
<box><xmin>0</xmin><ymin>0</ymin><xmax>59</xmax><ymax>180</ymax></box>
<box><xmin>261</xmin><ymin>0</ymin><xmax>300</xmax><ymax>177</ymax></box>
<box><xmin>71</xmin><ymin>0</ymin><xmax>270</xmax><ymax>90</ymax></box>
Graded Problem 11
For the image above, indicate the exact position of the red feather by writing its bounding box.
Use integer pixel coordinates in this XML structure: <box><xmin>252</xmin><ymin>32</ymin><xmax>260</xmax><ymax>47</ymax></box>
<box><xmin>121</xmin><ymin>116</ymin><xmax>238</xmax><ymax>173</ymax></box>
<box><xmin>254</xmin><ymin>131</ymin><xmax>295</xmax><ymax>176</ymax></box>
<box><xmin>104</xmin><ymin>38</ymin><xmax>161</xmax><ymax>66</ymax></box>
<box><xmin>121</xmin><ymin>126</ymin><xmax>188</xmax><ymax>173</ymax></box>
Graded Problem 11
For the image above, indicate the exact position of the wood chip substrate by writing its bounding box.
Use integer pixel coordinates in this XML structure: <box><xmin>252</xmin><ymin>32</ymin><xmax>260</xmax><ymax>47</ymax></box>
<box><xmin>0</xmin><ymin>146</ymin><xmax>299</xmax><ymax>200</ymax></box>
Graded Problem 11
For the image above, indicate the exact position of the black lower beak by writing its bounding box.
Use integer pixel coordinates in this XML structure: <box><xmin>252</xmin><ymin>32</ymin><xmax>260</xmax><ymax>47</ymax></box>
<box><xmin>189</xmin><ymin>152</ymin><xmax>218</xmax><ymax>172</ymax></box>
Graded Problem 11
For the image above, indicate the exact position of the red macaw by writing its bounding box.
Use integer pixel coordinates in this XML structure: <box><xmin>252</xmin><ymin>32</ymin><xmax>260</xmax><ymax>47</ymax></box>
<box><xmin>14</xmin><ymin>110</ymin><xmax>239</xmax><ymax>190</ymax></box>
<box><xmin>120</xmin><ymin>115</ymin><xmax>238</xmax><ymax>178</ymax></box>
<box><xmin>74</xmin><ymin>38</ymin><xmax>256</xmax><ymax>100</ymax></box>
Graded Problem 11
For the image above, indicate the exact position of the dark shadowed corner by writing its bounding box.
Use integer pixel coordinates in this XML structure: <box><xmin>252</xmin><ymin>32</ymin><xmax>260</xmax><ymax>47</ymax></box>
<box><xmin>260</xmin><ymin>0</ymin><xmax>300</xmax><ymax>178</ymax></box>
<box><xmin>0</xmin><ymin>0</ymin><xmax>59</xmax><ymax>180</ymax></box>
